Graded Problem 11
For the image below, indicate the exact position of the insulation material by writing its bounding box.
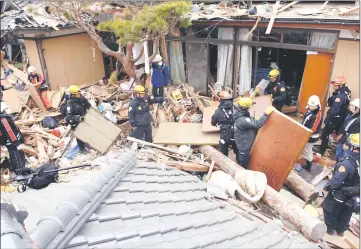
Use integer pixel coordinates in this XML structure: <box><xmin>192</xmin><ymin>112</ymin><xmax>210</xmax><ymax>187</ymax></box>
<box><xmin>154</xmin><ymin>123</ymin><xmax>219</xmax><ymax>145</ymax></box>
<box><xmin>249</xmin><ymin>95</ymin><xmax>272</xmax><ymax>119</ymax></box>
<box><xmin>217</xmin><ymin>28</ymin><xmax>234</xmax><ymax>89</ymax></box>
<box><xmin>248</xmin><ymin>110</ymin><xmax>312</xmax><ymax>191</ymax></box>
<box><xmin>74</xmin><ymin>108</ymin><xmax>121</xmax><ymax>154</ymax></box>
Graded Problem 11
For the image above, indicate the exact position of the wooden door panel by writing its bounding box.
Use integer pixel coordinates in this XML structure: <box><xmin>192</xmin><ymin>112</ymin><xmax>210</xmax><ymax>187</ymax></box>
<box><xmin>298</xmin><ymin>53</ymin><xmax>333</xmax><ymax>114</ymax></box>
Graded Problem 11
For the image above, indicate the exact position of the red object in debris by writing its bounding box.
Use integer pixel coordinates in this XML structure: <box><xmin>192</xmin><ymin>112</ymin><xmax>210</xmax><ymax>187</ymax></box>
<box><xmin>51</xmin><ymin>129</ymin><xmax>61</xmax><ymax>137</ymax></box>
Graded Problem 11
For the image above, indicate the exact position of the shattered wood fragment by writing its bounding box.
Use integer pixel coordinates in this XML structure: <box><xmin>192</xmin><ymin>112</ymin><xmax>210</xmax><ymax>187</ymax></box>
<box><xmin>21</xmin><ymin>145</ymin><xmax>38</xmax><ymax>157</ymax></box>
<box><xmin>206</xmin><ymin>161</ymin><xmax>215</xmax><ymax>182</ymax></box>
<box><xmin>166</xmin><ymin>161</ymin><xmax>209</xmax><ymax>172</ymax></box>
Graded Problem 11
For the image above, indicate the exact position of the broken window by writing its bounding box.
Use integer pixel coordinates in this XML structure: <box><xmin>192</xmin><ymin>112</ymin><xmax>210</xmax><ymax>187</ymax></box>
<box><xmin>308</xmin><ymin>32</ymin><xmax>337</xmax><ymax>49</ymax></box>
<box><xmin>283</xmin><ymin>30</ymin><xmax>310</xmax><ymax>45</ymax></box>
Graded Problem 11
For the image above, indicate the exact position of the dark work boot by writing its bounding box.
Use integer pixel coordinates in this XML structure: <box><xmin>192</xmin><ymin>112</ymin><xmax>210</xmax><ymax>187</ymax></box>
<box><xmin>302</xmin><ymin>160</ymin><xmax>312</xmax><ymax>172</ymax></box>
<box><xmin>313</xmin><ymin>146</ymin><xmax>325</xmax><ymax>156</ymax></box>
<box><xmin>337</xmin><ymin>231</ymin><xmax>345</xmax><ymax>237</ymax></box>
<box><xmin>327</xmin><ymin>228</ymin><xmax>336</xmax><ymax>236</ymax></box>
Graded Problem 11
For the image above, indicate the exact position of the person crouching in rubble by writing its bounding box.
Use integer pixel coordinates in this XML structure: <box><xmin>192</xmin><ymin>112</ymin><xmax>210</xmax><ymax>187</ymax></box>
<box><xmin>211</xmin><ymin>91</ymin><xmax>239</xmax><ymax>164</ymax></box>
<box><xmin>61</xmin><ymin>85</ymin><xmax>91</xmax><ymax>155</ymax></box>
<box><xmin>129</xmin><ymin>85</ymin><xmax>166</xmax><ymax>142</ymax></box>
<box><xmin>27</xmin><ymin>66</ymin><xmax>52</xmax><ymax>110</ymax></box>
<box><xmin>233</xmin><ymin>97</ymin><xmax>274</xmax><ymax>168</ymax></box>
<box><xmin>299</xmin><ymin>95</ymin><xmax>323</xmax><ymax>172</ymax></box>
<box><xmin>323</xmin><ymin>133</ymin><xmax>360</xmax><ymax>236</ymax></box>
<box><xmin>0</xmin><ymin>88</ymin><xmax>26</xmax><ymax>172</ymax></box>
<box><xmin>151</xmin><ymin>54</ymin><xmax>170</xmax><ymax>98</ymax></box>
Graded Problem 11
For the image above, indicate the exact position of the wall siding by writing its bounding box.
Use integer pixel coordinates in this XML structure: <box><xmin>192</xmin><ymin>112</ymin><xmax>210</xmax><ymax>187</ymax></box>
<box><xmin>24</xmin><ymin>40</ymin><xmax>44</xmax><ymax>76</ymax></box>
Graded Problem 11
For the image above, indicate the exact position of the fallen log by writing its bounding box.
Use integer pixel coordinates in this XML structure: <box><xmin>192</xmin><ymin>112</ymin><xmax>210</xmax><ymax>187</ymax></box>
<box><xmin>199</xmin><ymin>145</ymin><xmax>326</xmax><ymax>241</ymax></box>
<box><xmin>166</xmin><ymin>161</ymin><xmax>209</xmax><ymax>172</ymax></box>
<box><xmin>285</xmin><ymin>171</ymin><xmax>319</xmax><ymax>201</ymax></box>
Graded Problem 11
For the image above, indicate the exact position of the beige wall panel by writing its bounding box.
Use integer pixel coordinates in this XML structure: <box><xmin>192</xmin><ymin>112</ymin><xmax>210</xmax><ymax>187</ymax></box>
<box><xmin>330</xmin><ymin>40</ymin><xmax>360</xmax><ymax>100</ymax></box>
<box><xmin>23</xmin><ymin>40</ymin><xmax>43</xmax><ymax>75</ymax></box>
<box><xmin>42</xmin><ymin>33</ymin><xmax>105</xmax><ymax>90</ymax></box>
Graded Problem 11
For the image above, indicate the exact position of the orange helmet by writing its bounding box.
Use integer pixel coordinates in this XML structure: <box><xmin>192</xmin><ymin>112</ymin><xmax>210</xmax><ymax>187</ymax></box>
<box><xmin>219</xmin><ymin>91</ymin><xmax>232</xmax><ymax>100</ymax></box>
<box><xmin>331</xmin><ymin>76</ymin><xmax>347</xmax><ymax>86</ymax></box>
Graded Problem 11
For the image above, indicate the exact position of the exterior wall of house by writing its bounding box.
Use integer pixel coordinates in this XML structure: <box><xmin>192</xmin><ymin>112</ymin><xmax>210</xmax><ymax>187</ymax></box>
<box><xmin>23</xmin><ymin>40</ymin><xmax>43</xmax><ymax>76</ymax></box>
<box><xmin>41</xmin><ymin>33</ymin><xmax>105</xmax><ymax>90</ymax></box>
<box><xmin>330</xmin><ymin>39</ymin><xmax>360</xmax><ymax>100</ymax></box>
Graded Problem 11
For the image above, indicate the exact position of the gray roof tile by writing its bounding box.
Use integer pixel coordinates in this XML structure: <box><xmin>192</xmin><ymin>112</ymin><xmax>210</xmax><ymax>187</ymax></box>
<box><xmin>86</xmin><ymin>233</ymin><xmax>115</xmax><ymax>246</ymax></box>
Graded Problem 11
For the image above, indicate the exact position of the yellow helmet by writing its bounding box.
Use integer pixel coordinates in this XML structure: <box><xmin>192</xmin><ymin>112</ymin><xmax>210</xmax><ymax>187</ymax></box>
<box><xmin>68</xmin><ymin>85</ymin><xmax>80</xmax><ymax>94</ymax></box>
<box><xmin>238</xmin><ymin>97</ymin><xmax>254</xmax><ymax>108</ymax></box>
<box><xmin>134</xmin><ymin>85</ymin><xmax>146</xmax><ymax>93</ymax></box>
<box><xmin>348</xmin><ymin>133</ymin><xmax>360</xmax><ymax>147</ymax></box>
<box><xmin>219</xmin><ymin>91</ymin><xmax>232</xmax><ymax>100</ymax></box>
<box><xmin>269</xmin><ymin>69</ymin><xmax>280</xmax><ymax>78</ymax></box>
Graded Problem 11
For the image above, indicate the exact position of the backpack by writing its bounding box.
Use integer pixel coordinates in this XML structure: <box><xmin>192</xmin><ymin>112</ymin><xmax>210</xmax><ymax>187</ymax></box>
<box><xmin>27</xmin><ymin>163</ymin><xmax>58</xmax><ymax>190</ymax></box>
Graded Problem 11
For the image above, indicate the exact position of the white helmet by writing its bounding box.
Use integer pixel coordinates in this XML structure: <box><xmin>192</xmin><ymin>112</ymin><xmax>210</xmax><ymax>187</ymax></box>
<box><xmin>307</xmin><ymin>95</ymin><xmax>320</xmax><ymax>107</ymax></box>
<box><xmin>350</xmin><ymin>98</ymin><xmax>360</xmax><ymax>109</ymax></box>
<box><xmin>153</xmin><ymin>54</ymin><xmax>163</xmax><ymax>62</ymax></box>
<box><xmin>27</xmin><ymin>66</ymin><xmax>36</xmax><ymax>74</ymax></box>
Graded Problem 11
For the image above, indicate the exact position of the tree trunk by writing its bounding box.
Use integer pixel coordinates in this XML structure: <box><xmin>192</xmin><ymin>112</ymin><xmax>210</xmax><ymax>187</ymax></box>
<box><xmin>199</xmin><ymin>145</ymin><xmax>327</xmax><ymax>241</ymax></box>
<box><xmin>285</xmin><ymin>171</ymin><xmax>319</xmax><ymax>202</ymax></box>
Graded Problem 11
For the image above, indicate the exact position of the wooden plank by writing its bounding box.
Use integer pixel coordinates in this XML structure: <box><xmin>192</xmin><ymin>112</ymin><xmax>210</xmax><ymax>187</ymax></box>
<box><xmin>343</xmin><ymin>231</ymin><xmax>360</xmax><ymax>249</ymax></box>
<box><xmin>248</xmin><ymin>110</ymin><xmax>312</xmax><ymax>191</ymax></box>
<box><xmin>277</xmin><ymin>1</ymin><xmax>299</xmax><ymax>13</ymax></box>
<box><xmin>47</xmin><ymin>88</ymin><xmax>65</xmax><ymax>108</ymax></box>
<box><xmin>154</xmin><ymin>123</ymin><xmax>219</xmax><ymax>145</ymax></box>
<box><xmin>166</xmin><ymin>161</ymin><xmax>209</xmax><ymax>172</ymax></box>
<box><xmin>21</xmin><ymin>145</ymin><xmax>38</xmax><ymax>157</ymax></box>
<box><xmin>26</xmin><ymin>83</ymin><xmax>46</xmax><ymax>111</ymax></box>
<box><xmin>74</xmin><ymin>108</ymin><xmax>121</xmax><ymax>154</ymax></box>
<box><xmin>265</xmin><ymin>1</ymin><xmax>280</xmax><ymax>35</ymax></box>
<box><xmin>310</xmin><ymin>167</ymin><xmax>332</xmax><ymax>186</ymax></box>
<box><xmin>324</xmin><ymin>233</ymin><xmax>350</xmax><ymax>249</ymax></box>
<box><xmin>206</xmin><ymin>161</ymin><xmax>215</xmax><ymax>182</ymax></box>
<box><xmin>202</xmin><ymin>106</ymin><xmax>219</xmax><ymax>133</ymax></box>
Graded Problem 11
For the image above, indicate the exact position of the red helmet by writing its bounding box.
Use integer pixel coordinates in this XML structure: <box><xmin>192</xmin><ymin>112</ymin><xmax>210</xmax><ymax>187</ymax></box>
<box><xmin>331</xmin><ymin>76</ymin><xmax>347</xmax><ymax>85</ymax></box>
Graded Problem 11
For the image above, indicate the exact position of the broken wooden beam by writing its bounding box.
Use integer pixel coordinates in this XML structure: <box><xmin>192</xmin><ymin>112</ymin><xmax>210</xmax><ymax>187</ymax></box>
<box><xmin>277</xmin><ymin>0</ymin><xmax>299</xmax><ymax>13</ymax></box>
<box><xmin>126</xmin><ymin>136</ymin><xmax>180</xmax><ymax>155</ymax></box>
<box><xmin>199</xmin><ymin>145</ymin><xmax>326</xmax><ymax>241</ymax></box>
<box><xmin>265</xmin><ymin>1</ymin><xmax>280</xmax><ymax>35</ymax></box>
<box><xmin>310</xmin><ymin>167</ymin><xmax>332</xmax><ymax>186</ymax></box>
<box><xmin>166</xmin><ymin>161</ymin><xmax>209</xmax><ymax>172</ymax></box>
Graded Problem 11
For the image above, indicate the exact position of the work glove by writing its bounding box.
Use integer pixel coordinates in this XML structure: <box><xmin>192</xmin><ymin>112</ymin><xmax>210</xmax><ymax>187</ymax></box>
<box><xmin>79</xmin><ymin>116</ymin><xmax>84</xmax><ymax>122</ymax></box>
<box><xmin>254</xmin><ymin>87</ymin><xmax>261</xmax><ymax>95</ymax></box>
<box><xmin>265</xmin><ymin>106</ymin><xmax>275</xmax><ymax>115</ymax></box>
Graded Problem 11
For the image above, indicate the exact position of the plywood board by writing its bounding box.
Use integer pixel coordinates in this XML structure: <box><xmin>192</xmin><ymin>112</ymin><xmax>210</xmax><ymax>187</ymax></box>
<box><xmin>74</xmin><ymin>108</ymin><xmax>121</xmax><ymax>154</ymax></box>
<box><xmin>202</xmin><ymin>106</ymin><xmax>219</xmax><ymax>133</ymax></box>
<box><xmin>47</xmin><ymin>88</ymin><xmax>65</xmax><ymax>108</ymax></box>
<box><xmin>249</xmin><ymin>110</ymin><xmax>312</xmax><ymax>191</ymax></box>
<box><xmin>154</xmin><ymin>122</ymin><xmax>219</xmax><ymax>145</ymax></box>
<box><xmin>249</xmin><ymin>95</ymin><xmax>272</xmax><ymax>119</ymax></box>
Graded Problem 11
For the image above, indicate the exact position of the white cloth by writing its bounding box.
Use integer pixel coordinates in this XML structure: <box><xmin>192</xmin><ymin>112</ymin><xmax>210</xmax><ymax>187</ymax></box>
<box><xmin>301</xmin><ymin>142</ymin><xmax>315</xmax><ymax>162</ymax></box>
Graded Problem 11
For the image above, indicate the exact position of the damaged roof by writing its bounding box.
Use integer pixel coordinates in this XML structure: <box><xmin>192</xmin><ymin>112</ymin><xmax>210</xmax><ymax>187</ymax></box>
<box><xmin>6</xmin><ymin>152</ymin><xmax>319</xmax><ymax>249</ymax></box>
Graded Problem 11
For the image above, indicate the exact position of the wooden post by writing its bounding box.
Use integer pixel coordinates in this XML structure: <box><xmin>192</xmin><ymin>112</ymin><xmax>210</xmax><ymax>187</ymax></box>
<box><xmin>199</xmin><ymin>145</ymin><xmax>326</xmax><ymax>241</ymax></box>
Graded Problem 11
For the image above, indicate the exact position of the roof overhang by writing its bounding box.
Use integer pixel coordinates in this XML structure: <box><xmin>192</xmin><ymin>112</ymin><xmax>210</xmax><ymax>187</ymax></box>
<box><xmin>11</xmin><ymin>27</ymin><xmax>85</xmax><ymax>39</ymax></box>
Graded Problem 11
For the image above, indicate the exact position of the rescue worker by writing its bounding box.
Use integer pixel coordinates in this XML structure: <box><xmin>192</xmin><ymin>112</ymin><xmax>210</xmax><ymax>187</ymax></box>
<box><xmin>315</xmin><ymin>76</ymin><xmax>351</xmax><ymax>155</ymax></box>
<box><xmin>323</xmin><ymin>133</ymin><xmax>360</xmax><ymax>236</ymax></box>
<box><xmin>27</xmin><ymin>66</ymin><xmax>52</xmax><ymax>110</ymax></box>
<box><xmin>233</xmin><ymin>97</ymin><xmax>274</xmax><ymax>168</ymax></box>
<box><xmin>211</xmin><ymin>91</ymin><xmax>239</xmax><ymax>164</ymax></box>
<box><xmin>0</xmin><ymin>88</ymin><xmax>26</xmax><ymax>172</ymax></box>
<box><xmin>151</xmin><ymin>54</ymin><xmax>170</xmax><ymax>97</ymax></box>
<box><xmin>300</xmin><ymin>95</ymin><xmax>323</xmax><ymax>171</ymax></box>
<box><xmin>264</xmin><ymin>69</ymin><xmax>289</xmax><ymax>111</ymax></box>
<box><xmin>335</xmin><ymin>98</ymin><xmax>360</xmax><ymax>161</ymax></box>
<box><xmin>128</xmin><ymin>85</ymin><xmax>166</xmax><ymax>142</ymax></box>
<box><xmin>61</xmin><ymin>85</ymin><xmax>91</xmax><ymax>154</ymax></box>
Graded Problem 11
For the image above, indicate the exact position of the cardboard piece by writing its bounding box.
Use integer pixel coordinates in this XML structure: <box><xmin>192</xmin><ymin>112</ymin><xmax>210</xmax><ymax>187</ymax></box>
<box><xmin>74</xmin><ymin>108</ymin><xmax>121</xmax><ymax>154</ymax></box>
<box><xmin>154</xmin><ymin>122</ymin><xmax>219</xmax><ymax>145</ymax></box>
<box><xmin>249</xmin><ymin>110</ymin><xmax>312</xmax><ymax>191</ymax></box>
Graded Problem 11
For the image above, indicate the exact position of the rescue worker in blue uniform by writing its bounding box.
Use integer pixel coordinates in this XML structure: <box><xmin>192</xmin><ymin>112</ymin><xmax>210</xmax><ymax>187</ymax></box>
<box><xmin>315</xmin><ymin>76</ymin><xmax>351</xmax><ymax>155</ymax></box>
<box><xmin>300</xmin><ymin>95</ymin><xmax>323</xmax><ymax>171</ymax></box>
<box><xmin>335</xmin><ymin>98</ymin><xmax>360</xmax><ymax>161</ymax></box>
<box><xmin>211</xmin><ymin>91</ymin><xmax>239</xmax><ymax>164</ymax></box>
<box><xmin>323</xmin><ymin>133</ymin><xmax>360</xmax><ymax>236</ymax></box>
<box><xmin>233</xmin><ymin>97</ymin><xmax>274</xmax><ymax>168</ymax></box>
<box><xmin>264</xmin><ymin>69</ymin><xmax>289</xmax><ymax>112</ymax></box>
<box><xmin>128</xmin><ymin>85</ymin><xmax>165</xmax><ymax>142</ymax></box>
<box><xmin>61</xmin><ymin>85</ymin><xmax>91</xmax><ymax>154</ymax></box>
<box><xmin>0</xmin><ymin>88</ymin><xmax>26</xmax><ymax>172</ymax></box>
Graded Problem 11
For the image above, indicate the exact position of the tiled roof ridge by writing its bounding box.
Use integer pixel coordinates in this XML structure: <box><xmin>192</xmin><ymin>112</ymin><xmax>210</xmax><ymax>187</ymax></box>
<box><xmin>29</xmin><ymin>152</ymin><xmax>136</xmax><ymax>249</ymax></box>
